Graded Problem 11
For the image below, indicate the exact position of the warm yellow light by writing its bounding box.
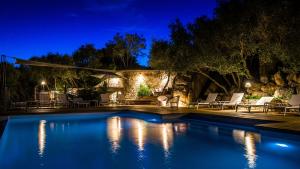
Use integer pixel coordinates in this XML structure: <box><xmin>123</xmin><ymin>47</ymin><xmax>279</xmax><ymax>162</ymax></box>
<box><xmin>109</xmin><ymin>78</ymin><xmax>121</xmax><ymax>87</ymax></box>
<box><xmin>232</xmin><ymin>129</ymin><xmax>245</xmax><ymax>144</ymax></box>
<box><xmin>245</xmin><ymin>82</ymin><xmax>252</xmax><ymax>88</ymax></box>
<box><xmin>41</xmin><ymin>80</ymin><xmax>46</xmax><ymax>86</ymax></box>
<box><xmin>137</xmin><ymin>121</ymin><xmax>145</xmax><ymax>151</ymax></box>
<box><xmin>245</xmin><ymin>133</ymin><xmax>257</xmax><ymax>169</ymax></box>
<box><xmin>160</xmin><ymin>124</ymin><xmax>173</xmax><ymax>157</ymax></box>
<box><xmin>136</xmin><ymin>74</ymin><xmax>145</xmax><ymax>86</ymax></box>
<box><xmin>130</xmin><ymin>119</ymin><xmax>146</xmax><ymax>151</ymax></box>
<box><xmin>38</xmin><ymin>120</ymin><xmax>47</xmax><ymax>157</ymax></box>
<box><xmin>232</xmin><ymin>130</ymin><xmax>260</xmax><ymax>169</ymax></box>
<box><xmin>173</xmin><ymin>123</ymin><xmax>188</xmax><ymax>134</ymax></box>
<box><xmin>107</xmin><ymin>117</ymin><xmax>122</xmax><ymax>153</ymax></box>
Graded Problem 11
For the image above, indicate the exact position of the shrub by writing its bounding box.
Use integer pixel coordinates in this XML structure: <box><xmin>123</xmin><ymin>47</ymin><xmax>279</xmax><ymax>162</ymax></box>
<box><xmin>137</xmin><ymin>84</ymin><xmax>151</xmax><ymax>97</ymax></box>
<box><xmin>245</xmin><ymin>95</ymin><xmax>261</xmax><ymax>100</ymax></box>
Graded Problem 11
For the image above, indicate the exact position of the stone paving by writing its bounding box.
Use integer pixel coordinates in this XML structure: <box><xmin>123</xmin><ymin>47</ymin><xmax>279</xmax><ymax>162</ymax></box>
<box><xmin>1</xmin><ymin>105</ymin><xmax>300</xmax><ymax>135</ymax></box>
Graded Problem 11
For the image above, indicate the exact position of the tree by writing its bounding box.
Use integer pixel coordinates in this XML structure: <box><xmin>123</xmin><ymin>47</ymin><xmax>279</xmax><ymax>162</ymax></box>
<box><xmin>107</xmin><ymin>33</ymin><xmax>146</xmax><ymax>69</ymax></box>
<box><xmin>73</xmin><ymin>44</ymin><xmax>98</xmax><ymax>67</ymax></box>
<box><xmin>30</xmin><ymin>53</ymin><xmax>78</xmax><ymax>91</ymax></box>
<box><xmin>150</xmin><ymin>0</ymin><xmax>300</xmax><ymax>95</ymax></box>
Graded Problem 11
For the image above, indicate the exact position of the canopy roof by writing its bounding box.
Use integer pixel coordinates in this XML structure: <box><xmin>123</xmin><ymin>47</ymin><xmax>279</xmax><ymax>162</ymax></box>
<box><xmin>15</xmin><ymin>58</ymin><xmax>125</xmax><ymax>78</ymax></box>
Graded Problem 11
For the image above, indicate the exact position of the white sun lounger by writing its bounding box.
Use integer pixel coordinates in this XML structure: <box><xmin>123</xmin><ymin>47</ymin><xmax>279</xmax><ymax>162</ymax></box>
<box><xmin>236</xmin><ymin>96</ymin><xmax>274</xmax><ymax>112</ymax></box>
<box><xmin>217</xmin><ymin>93</ymin><xmax>244</xmax><ymax>110</ymax></box>
<box><xmin>197</xmin><ymin>93</ymin><xmax>218</xmax><ymax>109</ymax></box>
<box><xmin>283</xmin><ymin>94</ymin><xmax>300</xmax><ymax>116</ymax></box>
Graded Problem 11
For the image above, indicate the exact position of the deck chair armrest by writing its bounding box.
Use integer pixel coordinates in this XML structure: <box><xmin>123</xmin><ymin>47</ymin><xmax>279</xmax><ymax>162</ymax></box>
<box><xmin>264</xmin><ymin>102</ymin><xmax>272</xmax><ymax>106</ymax></box>
<box><xmin>218</xmin><ymin>101</ymin><xmax>230</xmax><ymax>103</ymax></box>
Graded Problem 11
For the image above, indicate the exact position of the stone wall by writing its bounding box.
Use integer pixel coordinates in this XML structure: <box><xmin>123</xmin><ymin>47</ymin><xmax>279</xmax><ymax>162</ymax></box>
<box><xmin>119</xmin><ymin>70</ymin><xmax>175</xmax><ymax>99</ymax></box>
<box><xmin>247</xmin><ymin>71</ymin><xmax>299</xmax><ymax>99</ymax></box>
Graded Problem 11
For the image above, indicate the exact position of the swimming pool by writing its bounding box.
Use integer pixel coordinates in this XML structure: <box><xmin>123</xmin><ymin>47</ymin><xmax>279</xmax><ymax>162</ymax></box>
<box><xmin>0</xmin><ymin>112</ymin><xmax>299</xmax><ymax>169</ymax></box>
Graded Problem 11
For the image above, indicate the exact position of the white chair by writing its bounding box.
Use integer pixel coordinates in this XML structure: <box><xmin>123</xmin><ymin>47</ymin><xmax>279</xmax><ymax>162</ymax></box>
<box><xmin>169</xmin><ymin>96</ymin><xmax>180</xmax><ymax>109</ymax></box>
<box><xmin>283</xmin><ymin>94</ymin><xmax>300</xmax><ymax>116</ymax></box>
<box><xmin>236</xmin><ymin>96</ymin><xmax>274</xmax><ymax>112</ymax></box>
<box><xmin>157</xmin><ymin>95</ymin><xmax>168</xmax><ymax>107</ymax></box>
<box><xmin>197</xmin><ymin>93</ymin><xmax>218</xmax><ymax>109</ymax></box>
<box><xmin>218</xmin><ymin>93</ymin><xmax>244</xmax><ymax>110</ymax></box>
<box><xmin>38</xmin><ymin>92</ymin><xmax>52</xmax><ymax>107</ymax></box>
<box><xmin>100</xmin><ymin>93</ymin><xmax>110</xmax><ymax>105</ymax></box>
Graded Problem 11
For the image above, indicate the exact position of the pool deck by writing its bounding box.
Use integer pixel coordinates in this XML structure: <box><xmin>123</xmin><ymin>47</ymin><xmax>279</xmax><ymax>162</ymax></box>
<box><xmin>1</xmin><ymin>105</ymin><xmax>300</xmax><ymax>135</ymax></box>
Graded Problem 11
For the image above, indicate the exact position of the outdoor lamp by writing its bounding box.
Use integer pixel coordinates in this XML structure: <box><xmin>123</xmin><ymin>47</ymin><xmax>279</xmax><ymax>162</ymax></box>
<box><xmin>245</xmin><ymin>81</ymin><xmax>252</xmax><ymax>104</ymax></box>
<box><xmin>245</xmin><ymin>82</ymin><xmax>251</xmax><ymax>88</ymax></box>
<box><xmin>41</xmin><ymin>80</ymin><xmax>46</xmax><ymax>86</ymax></box>
<box><xmin>41</xmin><ymin>80</ymin><xmax>46</xmax><ymax>91</ymax></box>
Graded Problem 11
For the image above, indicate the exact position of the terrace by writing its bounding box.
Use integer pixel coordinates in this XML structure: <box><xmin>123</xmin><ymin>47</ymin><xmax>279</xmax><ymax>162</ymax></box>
<box><xmin>1</xmin><ymin>0</ymin><xmax>300</xmax><ymax>168</ymax></box>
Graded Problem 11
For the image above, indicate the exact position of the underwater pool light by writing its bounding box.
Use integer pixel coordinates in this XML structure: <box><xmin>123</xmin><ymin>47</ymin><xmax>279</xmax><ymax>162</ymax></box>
<box><xmin>275</xmin><ymin>143</ymin><xmax>289</xmax><ymax>148</ymax></box>
<box><xmin>148</xmin><ymin>118</ymin><xmax>158</xmax><ymax>122</ymax></box>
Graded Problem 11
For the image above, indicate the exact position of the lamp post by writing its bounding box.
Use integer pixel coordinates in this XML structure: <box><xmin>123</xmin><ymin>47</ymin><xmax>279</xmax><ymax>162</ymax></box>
<box><xmin>41</xmin><ymin>80</ymin><xmax>46</xmax><ymax>91</ymax></box>
<box><xmin>34</xmin><ymin>80</ymin><xmax>47</xmax><ymax>101</ymax></box>
<box><xmin>245</xmin><ymin>81</ymin><xmax>252</xmax><ymax>104</ymax></box>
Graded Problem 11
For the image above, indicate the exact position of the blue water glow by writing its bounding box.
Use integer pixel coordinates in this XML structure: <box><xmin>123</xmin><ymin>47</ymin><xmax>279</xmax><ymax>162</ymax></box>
<box><xmin>0</xmin><ymin>112</ymin><xmax>300</xmax><ymax>169</ymax></box>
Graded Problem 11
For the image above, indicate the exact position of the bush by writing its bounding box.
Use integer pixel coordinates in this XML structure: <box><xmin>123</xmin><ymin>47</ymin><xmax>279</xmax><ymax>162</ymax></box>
<box><xmin>137</xmin><ymin>84</ymin><xmax>151</xmax><ymax>97</ymax></box>
<box><xmin>245</xmin><ymin>95</ymin><xmax>261</xmax><ymax>100</ymax></box>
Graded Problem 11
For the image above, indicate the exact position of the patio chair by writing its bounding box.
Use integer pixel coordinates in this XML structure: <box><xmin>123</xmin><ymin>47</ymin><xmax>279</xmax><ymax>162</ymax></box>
<box><xmin>100</xmin><ymin>93</ymin><xmax>110</xmax><ymax>105</ymax></box>
<box><xmin>169</xmin><ymin>96</ymin><xmax>180</xmax><ymax>109</ymax></box>
<box><xmin>281</xmin><ymin>94</ymin><xmax>300</xmax><ymax>116</ymax></box>
<box><xmin>266</xmin><ymin>94</ymin><xmax>300</xmax><ymax>116</ymax></box>
<box><xmin>157</xmin><ymin>95</ymin><xmax>169</xmax><ymax>107</ymax></box>
<box><xmin>236</xmin><ymin>96</ymin><xmax>274</xmax><ymax>113</ymax></box>
<box><xmin>216</xmin><ymin>93</ymin><xmax>244</xmax><ymax>110</ymax></box>
<box><xmin>55</xmin><ymin>93</ymin><xmax>69</xmax><ymax>107</ymax></box>
<box><xmin>38</xmin><ymin>92</ymin><xmax>53</xmax><ymax>107</ymax></box>
<box><xmin>197</xmin><ymin>93</ymin><xmax>218</xmax><ymax>109</ymax></box>
<box><xmin>117</xmin><ymin>93</ymin><xmax>125</xmax><ymax>104</ymax></box>
<box><xmin>71</xmin><ymin>98</ymin><xmax>90</xmax><ymax>108</ymax></box>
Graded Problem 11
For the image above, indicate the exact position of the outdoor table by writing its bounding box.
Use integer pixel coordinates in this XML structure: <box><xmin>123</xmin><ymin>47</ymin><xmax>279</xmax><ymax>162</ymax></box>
<box><xmin>11</xmin><ymin>102</ymin><xmax>27</xmax><ymax>109</ymax></box>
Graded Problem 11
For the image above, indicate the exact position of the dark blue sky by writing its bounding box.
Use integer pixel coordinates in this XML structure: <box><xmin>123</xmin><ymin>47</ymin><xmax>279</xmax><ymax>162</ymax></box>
<box><xmin>0</xmin><ymin>0</ymin><xmax>217</xmax><ymax>66</ymax></box>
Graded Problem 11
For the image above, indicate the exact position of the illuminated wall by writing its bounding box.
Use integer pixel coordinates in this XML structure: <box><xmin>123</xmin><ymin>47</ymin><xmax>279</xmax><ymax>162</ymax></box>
<box><xmin>96</xmin><ymin>70</ymin><xmax>191</xmax><ymax>106</ymax></box>
<box><xmin>120</xmin><ymin>70</ymin><xmax>175</xmax><ymax>99</ymax></box>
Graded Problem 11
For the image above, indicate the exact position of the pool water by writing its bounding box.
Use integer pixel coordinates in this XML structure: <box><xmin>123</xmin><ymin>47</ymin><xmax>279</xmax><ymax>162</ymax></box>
<box><xmin>0</xmin><ymin>112</ymin><xmax>300</xmax><ymax>169</ymax></box>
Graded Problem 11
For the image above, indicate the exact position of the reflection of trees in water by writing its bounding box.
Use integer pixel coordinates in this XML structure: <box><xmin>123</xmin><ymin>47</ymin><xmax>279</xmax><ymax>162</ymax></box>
<box><xmin>232</xmin><ymin>130</ymin><xmax>261</xmax><ymax>169</ymax></box>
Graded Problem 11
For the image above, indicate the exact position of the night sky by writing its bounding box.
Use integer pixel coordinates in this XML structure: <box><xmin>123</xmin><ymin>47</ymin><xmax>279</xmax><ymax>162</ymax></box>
<box><xmin>0</xmin><ymin>0</ymin><xmax>217</xmax><ymax>66</ymax></box>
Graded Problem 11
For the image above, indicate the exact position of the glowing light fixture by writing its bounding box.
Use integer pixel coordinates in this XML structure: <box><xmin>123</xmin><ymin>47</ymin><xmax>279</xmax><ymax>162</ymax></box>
<box><xmin>136</xmin><ymin>74</ymin><xmax>145</xmax><ymax>86</ymax></box>
<box><xmin>276</xmin><ymin>143</ymin><xmax>289</xmax><ymax>148</ymax></box>
<box><xmin>245</xmin><ymin>81</ymin><xmax>252</xmax><ymax>88</ymax></box>
<box><xmin>41</xmin><ymin>80</ymin><xmax>46</xmax><ymax>86</ymax></box>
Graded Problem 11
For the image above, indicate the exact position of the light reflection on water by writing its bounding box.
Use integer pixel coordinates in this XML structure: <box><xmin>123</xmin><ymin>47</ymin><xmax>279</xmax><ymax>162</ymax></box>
<box><xmin>2</xmin><ymin>114</ymin><xmax>300</xmax><ymax>169</ymax></box>
<box><xmin>35</xmin><ymin>116</ymin><xmax>263</xmax><ymax>169</ymax></box>
<box><xmin>107</xmin><ymin>117</ymin><xmax>122</xmax><ymax>153</ymax></box>
<box><xmin>232</xmin><ymin>129</ymin><xmax>261</xmax><ymax>169</ymax></box>
<box><xmin>38</xmin><ymin>120</ymin><xmax>47</xmax><ymax>157</ymax></box>
<box><xmin>106</xmin><ymin>117</ymin><xmax>188</xmax><ymax>159</ymax></box>
<box><xmin>160</xmin><ymin>123</ymin><xmax>174</xmax><ymax>158</ymax></box>
<box><xmin>106</xmin><ymin>116</ymin><xmax>262</xmax><ymax>168</ymax></box>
